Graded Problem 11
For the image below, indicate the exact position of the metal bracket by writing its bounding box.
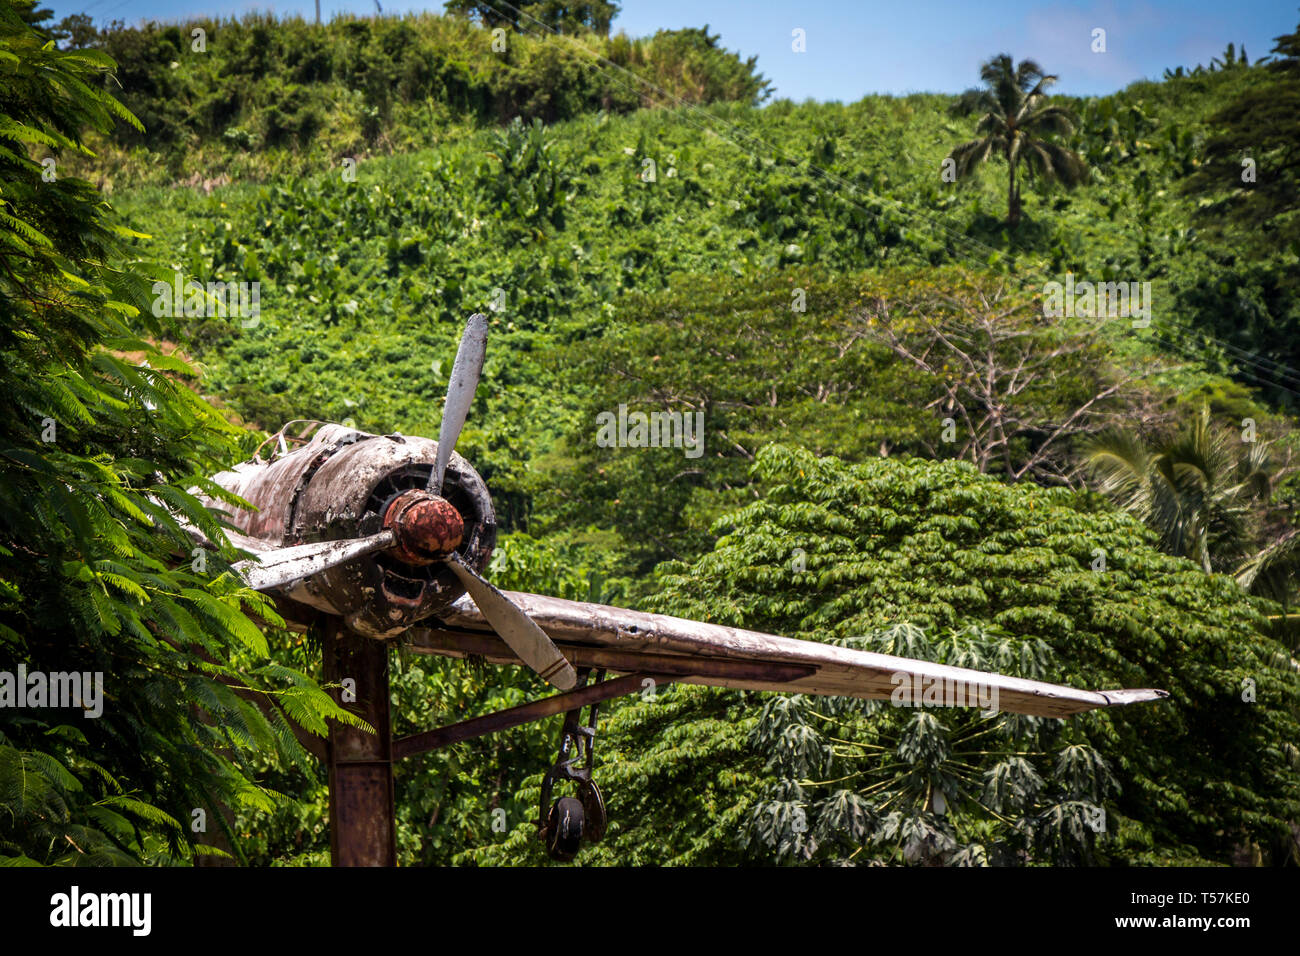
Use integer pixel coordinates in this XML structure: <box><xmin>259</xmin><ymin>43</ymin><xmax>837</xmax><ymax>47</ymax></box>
<box><xmin>538</xmin><ymin>668</ymin><xmax>603</xmax><ymax>805</ymax></box>
<box><xmin>392</xmin><ymin>671</ymin><xmax>675</xmax><ymax>760</ymax></box>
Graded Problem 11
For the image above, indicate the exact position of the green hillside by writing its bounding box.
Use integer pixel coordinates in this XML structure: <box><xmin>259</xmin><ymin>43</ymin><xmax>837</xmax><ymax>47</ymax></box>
<box><xmin>5</xmin><ymin>3</ymin><xmax>1300</xmax><ymax>869</ymax></box>
<box><xmin>114</xmin><ymin>40</ymin><xmax>1298</xmax><ymax>557</ymax></box>
<box><xmin>60</xmin><ymin>12</ymin><xmax>769</xmax><ymax>188</ymax></box>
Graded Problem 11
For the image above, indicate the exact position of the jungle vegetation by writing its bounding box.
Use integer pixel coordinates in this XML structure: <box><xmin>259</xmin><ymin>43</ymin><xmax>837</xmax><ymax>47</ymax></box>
<box><xmin>3</xmin><ymin>1</ymin><xmax>1299</xmax><ymax>866</ymax></box>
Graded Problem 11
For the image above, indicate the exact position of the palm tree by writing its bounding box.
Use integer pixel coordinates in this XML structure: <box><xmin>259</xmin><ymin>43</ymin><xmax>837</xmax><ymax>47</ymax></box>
<box><xmin>947</xmin><ymin>54</ymin><xmax>1088</xmax><ymax>227</ymax></box>
<box><xmin>1082</xmin><ymin>404</ymin><xmax>1296</xmax><ymax>598</ymax></box>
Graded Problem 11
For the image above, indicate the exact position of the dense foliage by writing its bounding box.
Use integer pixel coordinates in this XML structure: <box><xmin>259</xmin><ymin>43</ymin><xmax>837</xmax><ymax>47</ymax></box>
<box><xmin>0</xmin><ymin>2</ymin><xmax>357</xmax><ymax>865</ymax></box>
<box><xmin>1177</xmin><ymin>22</ymin><xmax>1300</xmax><ymax>404</ymax></box>
<box><xmin>1085</xmin><ymin>403</ymin><xmax>1299</xmax><ymax>595</ymax></box>
<box><xmin>47</xmin><ymin>12</ymin><xmax>768</xmax><ymax>188</ymax></box>
<box><xmin>542</xmin><ymin>267</ymin><xmax>1179</xmax><ymax>573</ymax></box>
<box><xmin>466</xmin><ymin>446</ymin><xmax>1300</xmax><ymax>865</ymax></box>
<box><xmin>114</xmin><ymin>30</ymin><xmax>1300</xmax><ymax>467</ymax></box>
<box><xmin>6</xmin><ymin>0</ymin><xmax>1300</xmax><ymax>866</ymax></box>
<box><xmin>444</xmin><ymin>0</ymin><xmax>619</xmax><ymax>35</ymax></box>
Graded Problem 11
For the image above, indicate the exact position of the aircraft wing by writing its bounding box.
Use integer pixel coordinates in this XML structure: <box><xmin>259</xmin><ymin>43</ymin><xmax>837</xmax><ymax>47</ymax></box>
<box><xmin>409</xmin><ymin>591</ymin><xmax>1168</xmax><ymax>718</ymax></box>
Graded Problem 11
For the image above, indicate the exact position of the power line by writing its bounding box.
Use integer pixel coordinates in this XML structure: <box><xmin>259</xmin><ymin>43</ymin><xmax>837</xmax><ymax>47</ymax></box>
<box><xmin>1146</xmin><ymin>317</ymin><xmax>1300</xmax><ymax>391</ymax></box>
<box><xmin>1145</xmin><ymin>326</ymin><xmax>1300</xmax><ymax>402</ymax></box>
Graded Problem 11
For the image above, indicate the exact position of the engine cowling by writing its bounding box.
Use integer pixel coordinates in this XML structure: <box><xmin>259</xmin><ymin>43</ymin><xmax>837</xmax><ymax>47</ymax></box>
<box><xmin>210</xmin><ymin>423</ymin><xmax>496</xmax><ymax>637</ymax></box>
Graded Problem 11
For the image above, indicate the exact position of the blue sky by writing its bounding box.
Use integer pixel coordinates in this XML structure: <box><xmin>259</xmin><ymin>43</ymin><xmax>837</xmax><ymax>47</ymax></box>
<box><xmin>44</xmin><ymin>0</ymin><xmax>1300</xmax><ymax>99</ymax></box>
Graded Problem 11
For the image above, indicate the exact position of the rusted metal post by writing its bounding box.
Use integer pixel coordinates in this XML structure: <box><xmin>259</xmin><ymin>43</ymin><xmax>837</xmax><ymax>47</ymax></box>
<box><xmin>323</xmin><ymin>618</ymin><xmax>397</xmax><ymax>867</ymax></box>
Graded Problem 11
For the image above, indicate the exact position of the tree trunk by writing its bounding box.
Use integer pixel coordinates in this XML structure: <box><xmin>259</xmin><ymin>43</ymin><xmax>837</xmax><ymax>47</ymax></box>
<box><xmin>1008</xmin><ymin>160</ymin><xmax>1021</xmax><ymax>228</ymax></box>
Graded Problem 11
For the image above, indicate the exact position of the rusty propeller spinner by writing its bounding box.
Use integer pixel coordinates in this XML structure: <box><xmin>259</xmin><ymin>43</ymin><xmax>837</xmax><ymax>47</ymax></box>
<box><xmin>232</xmin><ymin>314</ymin><xmax>577</xmax><ymax>691</ymax></box>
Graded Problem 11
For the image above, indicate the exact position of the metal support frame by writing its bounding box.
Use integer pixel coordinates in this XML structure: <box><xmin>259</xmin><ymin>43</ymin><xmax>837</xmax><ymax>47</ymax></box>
<box><xmin>318</xmin><ymin>626</ymin><xmax>817</xmax><ymax>865</ymax></box>
<box><xmin>320</xmin><ymin>629</ymin><xmax>681</xmax><ymax>865</ymax></box>
<box><xmin>393</xmin><ymin>671</ymin><xmax>670</xmax><ymax>760</ymax></box>
<box><xmin>323</xmin><ymin>618</ymin><xmax>397</xmax><ymax>867</ymax></box>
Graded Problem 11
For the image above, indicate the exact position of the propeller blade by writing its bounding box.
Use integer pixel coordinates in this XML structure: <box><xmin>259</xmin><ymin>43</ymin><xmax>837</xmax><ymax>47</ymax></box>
<box><xmin>430</xmin><ymin>312</ymin><xmax>488</xmax><ymax>494</ymax></box>
<box><xmin>233</xmin><ymin>530</ymin><xmax>396</xmax><ymax>592</ymax></box>
<box><xmin>444</xmin><ymin>553</ymin><xmax>577</xmax><ymax>690</ymax></box>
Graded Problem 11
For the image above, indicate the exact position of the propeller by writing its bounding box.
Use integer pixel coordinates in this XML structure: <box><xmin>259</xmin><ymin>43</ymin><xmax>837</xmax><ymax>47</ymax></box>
<box><xmin>445</xmin><ymin>554</ymin><xmax>577</xmax><ymax>690</ymax></box>
<box><xmin>429</xmin><ymin>312</ymin><xmax>488</xmax><ymax>496</ymax></box>
<box><xmin>232</xmin><ymin>313</ymin><xmax>578</xmax><ymax>691</ymax></box>
<box><xmin>423</xmin><ymin>314</ymin><xmax>574</xmax><ymax>689</ymax></box>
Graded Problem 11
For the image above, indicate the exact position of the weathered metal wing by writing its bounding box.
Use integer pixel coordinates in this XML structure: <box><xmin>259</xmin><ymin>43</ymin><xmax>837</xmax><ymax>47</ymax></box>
<box><xmin>409</xmin><ymin>591</ymin><xmax>1168</xmax><ymax>718</ymax></box>
<box><xmin>232</xmin><ymin>530</ymin><xmax>398</xmax><ymax>593</ymax></box>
